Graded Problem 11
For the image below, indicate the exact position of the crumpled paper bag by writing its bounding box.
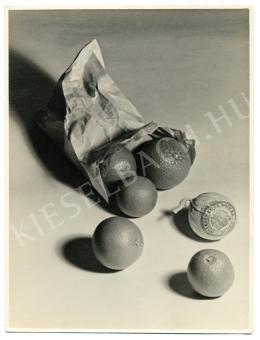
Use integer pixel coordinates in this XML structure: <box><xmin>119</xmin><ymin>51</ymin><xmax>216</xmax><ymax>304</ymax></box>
<box><xmin>36</xmin><ymin>39</ymin><xmax>195</xmax><ymax>202</ymax></box>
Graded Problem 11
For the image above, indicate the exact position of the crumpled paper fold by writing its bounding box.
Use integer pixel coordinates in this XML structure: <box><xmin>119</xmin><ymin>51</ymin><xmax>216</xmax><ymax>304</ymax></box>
<box><xmin>36</xmin><ymin>39</ymin><xmax>195</xmax><ymax>202</ymax></box>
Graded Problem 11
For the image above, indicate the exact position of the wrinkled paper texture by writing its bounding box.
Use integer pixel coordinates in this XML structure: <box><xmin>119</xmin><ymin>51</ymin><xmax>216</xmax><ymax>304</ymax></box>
<box><xmin>36</xmin><ymin>39</ymin><xmax>157</xmax><ymax>201</ymax></box>
<box><xmin>36</xmin><ymin>39</ymin><xmax>195</xmax><ymax>202</ymax></box>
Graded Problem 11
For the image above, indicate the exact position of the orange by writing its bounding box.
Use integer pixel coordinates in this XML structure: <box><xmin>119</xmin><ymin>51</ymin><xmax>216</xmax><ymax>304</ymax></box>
<box><xmin>115</xmin><ymin>176</ymin><xmax>158</xmax><ymax>217</ymax></box>
<box><xmin>187</xmin><ymin>249</ymin><xmax>235</xmax><ymax>297</ymax></box>
<box><xmin>188</xmin><ymin>192</ymin><xmax>237</xmax><ymax>241</ymax></box>
<box><xmin>92</xmin><ymin>217</ymin><xmax>144</xmax><ymax>270</ymax></box>
<box><xmin>138</xmin><ymin>137</ymin><xmax>192</xmax><ymax>190</ymax></box>
<box><xmin>100</xmin><ymin>146</ymin><xmax>137</xmax><ymax>187</ymax></box>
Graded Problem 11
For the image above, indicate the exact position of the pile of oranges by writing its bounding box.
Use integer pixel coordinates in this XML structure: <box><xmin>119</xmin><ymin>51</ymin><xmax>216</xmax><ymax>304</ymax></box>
<box><xmin>92</xmin><ymin>134</ymin><xmax>236</xmax><ymax>298</ymax></box>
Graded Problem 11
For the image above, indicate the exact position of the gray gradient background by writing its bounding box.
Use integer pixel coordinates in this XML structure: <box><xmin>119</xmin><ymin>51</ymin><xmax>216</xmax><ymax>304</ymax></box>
<box><xmin>9</xmin><ymin>9</ymin><xmax>250</xmax><ymax>331</ymax></box>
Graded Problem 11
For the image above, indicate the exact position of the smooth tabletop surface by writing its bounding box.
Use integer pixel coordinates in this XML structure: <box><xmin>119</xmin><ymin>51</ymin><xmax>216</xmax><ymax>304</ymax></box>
<box><xmin>9</xmin><ymin>9</ymin><xmax>250</xmax><ymax>331</ymax></box>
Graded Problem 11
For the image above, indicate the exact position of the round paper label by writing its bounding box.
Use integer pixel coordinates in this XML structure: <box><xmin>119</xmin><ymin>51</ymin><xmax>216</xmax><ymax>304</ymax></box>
<box><xmin>201</xmin><ymin>201</ymin><xmax>236</xmax><ymax>237</ymax></box>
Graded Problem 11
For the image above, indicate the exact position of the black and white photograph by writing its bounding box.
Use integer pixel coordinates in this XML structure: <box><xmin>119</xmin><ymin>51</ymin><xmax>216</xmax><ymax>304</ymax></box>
<box><xmin>7</xmin><ymin>7</ymin><xmax>252</xmax><ymax>332</ymax></box>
